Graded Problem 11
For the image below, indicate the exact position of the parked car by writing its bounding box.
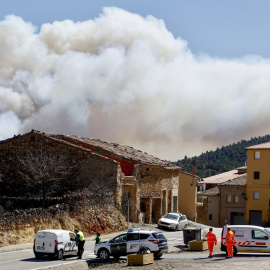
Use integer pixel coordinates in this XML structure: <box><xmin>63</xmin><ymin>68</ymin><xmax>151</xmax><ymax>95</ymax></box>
<box><xmin>157</xmin><ymin>212</ymin><xmax>188</xmax><ymax>231</ymax></box>
<box><xmin>33</xmin><ymin>229</ymin><xmax>78</xmax><ymax>260</ymax></box>
<box><xmin>221</xmin><ymin>225</ymin><xmax>270</xmax><ymax>255</ymax></box>
<box><xmin>94</xmin><ymin>228</ymin><xmax>168</xmax><ymax>260</ymax></box>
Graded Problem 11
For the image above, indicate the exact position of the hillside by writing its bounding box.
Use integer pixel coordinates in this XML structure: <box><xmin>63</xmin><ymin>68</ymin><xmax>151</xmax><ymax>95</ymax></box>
<box><xmin>174</xmin><ymin>135</ymin><xmax>270</xmax><ymax>178</ymax></box>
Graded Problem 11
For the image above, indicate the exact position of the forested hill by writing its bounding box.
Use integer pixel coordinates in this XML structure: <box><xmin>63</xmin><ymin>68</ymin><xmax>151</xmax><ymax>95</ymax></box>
<box><xmin>173</xmin><ymin>134</ymin><xmax>270</xmax><ymax>178</ymax></box>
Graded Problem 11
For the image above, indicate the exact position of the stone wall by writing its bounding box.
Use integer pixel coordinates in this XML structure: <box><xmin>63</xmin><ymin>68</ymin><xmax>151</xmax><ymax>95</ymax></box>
<box><xmin>0</xmin><ymin>203</ymin><xmax>127</xmax><ymax>247</ymax></box>
<box><xmin>0</xmin><ymin>132</ymin><xmax>122</xmax><ymax>208</ymax></box>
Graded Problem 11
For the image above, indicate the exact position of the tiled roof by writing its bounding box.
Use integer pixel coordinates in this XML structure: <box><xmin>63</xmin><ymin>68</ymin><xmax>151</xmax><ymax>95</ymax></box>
<box><xmin>18</xmin><ymin>130</ymin><xmax>180</xmax><ymax>168</ymax></box>
<box><xmin>246</xmin><ymin>141</ymin><xmax>270</xmax><ymax>150</ymax></box>
<box><xmin>218</xmin><ymin>174</ymin><xmax>246</xmax><ymax>186</ymax></box>
<box><xmin>201</xmin><ymin>187</ymin><xmax>219</xmax><ymax>196</ymax></box>
<box><xmin>203</xmin><ymin>169</ymin><xmax>246</xmax><ymax>184</ymax></box>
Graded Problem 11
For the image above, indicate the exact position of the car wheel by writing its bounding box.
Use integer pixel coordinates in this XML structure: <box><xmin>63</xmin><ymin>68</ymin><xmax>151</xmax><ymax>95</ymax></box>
<box><xmin>154</xmin><ymin>252</ymin><xmax>163</xmax><ymax>259</ymax></box>
<box><xmin>57</xmin><ymin>249</ymin><xmax>64</xmax><ymax>260</ymax></box>
<box><xmin>99</xmin><ymin>249</ymin><xmax>110</xmax><ymax>260</ymax></box>
<box><xmin>35</xmin><ymin>253</ymin><xmax>42</xmax><ymax>259</ymax></box>
<box><xmin>139</xmin><ymin>247</ymin><xmax>151</xmax><ymax>254</ymax></box>
<box><xmin>113</xmin><ymin>256</ymin><xmax>120</xmax><ymax>262</ymax></box>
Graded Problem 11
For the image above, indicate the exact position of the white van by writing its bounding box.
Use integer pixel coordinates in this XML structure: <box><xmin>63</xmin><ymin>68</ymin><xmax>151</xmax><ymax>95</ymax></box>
<box><xmin>221</xmin><ymin>225</ymin><xmax>270</xmax><ymax>255</ymax></box>
<box><xmin>33</xmin><ymin>229</ymin><xmax>78</xmax><ymax>259</ymax></box>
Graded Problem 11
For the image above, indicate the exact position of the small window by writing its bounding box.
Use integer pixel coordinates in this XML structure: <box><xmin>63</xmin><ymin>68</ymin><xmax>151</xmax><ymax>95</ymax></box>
<box><xmin>234</xmin><ymin>195</ymin><xmax>239</xmax><ymax>203</ymax></box>
<box><xmin>252</xmin><ymin>230</ymin><xmax>268</xmax><ymax>240</ymax></box>
<box><xmin>253</xmin><ymin>192</ymin><xmax>259</xmax><ymax>200</ymax></box>
<box><xmin>209</xmin><ymin>214</ymin><xmax>212</xmax><ymax>220</ymax></box>
<box><xmin>226</xmin><ymin>195</ymin><xmax>232</xmax><ymax>203</ymax></box>
<box><xmin>255</xmin><ymin>152</ymin><xmax>260</xmax><ymax>159</ymax></box>
<box><xmin>254</xmin><ymin>171</ymin><xmax>260</xmax><ymax>179</ymax></box>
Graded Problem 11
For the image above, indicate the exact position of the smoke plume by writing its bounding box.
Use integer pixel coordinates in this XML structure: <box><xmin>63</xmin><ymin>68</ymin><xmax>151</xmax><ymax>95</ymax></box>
<box><xmin>1</xmin><ymin>7</ymin><xmax>270</xmax><ymax>161</ymax></box>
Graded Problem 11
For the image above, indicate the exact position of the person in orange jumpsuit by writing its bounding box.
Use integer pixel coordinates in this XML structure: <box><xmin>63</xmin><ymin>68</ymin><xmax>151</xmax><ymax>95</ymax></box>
<box><xmin>205</xmin><ymin>228</ymin><xmax>217</xmax><ymax>258</ymax></box>
<box><xmin>225</xmin><ymin>227</ymin><xmax>235</xmax><ymax>258</ymax></box>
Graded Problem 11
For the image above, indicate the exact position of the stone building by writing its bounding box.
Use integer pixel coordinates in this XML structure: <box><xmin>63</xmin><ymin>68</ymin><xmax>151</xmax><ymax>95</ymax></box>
<box><xmin>197</xmin><ymin>174</ymin><xmax>246</xmax><ymax>227</ymax></box>
<box><xmin>0</xmin><ymin>130</ymin><xmax>182</xmax><ymax>224</ymax></box>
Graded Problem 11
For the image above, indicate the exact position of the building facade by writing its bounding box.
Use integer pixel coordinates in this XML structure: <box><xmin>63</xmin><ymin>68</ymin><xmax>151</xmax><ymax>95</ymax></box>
<box><xmin>246</xmin><ymin>142</ymin><xmax>270</xmax><ymax>226</ymax></box>
<box><xmin>0</xmin><ymin>130</ymin><xmax>182</xmax><ymax>224</ymax></box>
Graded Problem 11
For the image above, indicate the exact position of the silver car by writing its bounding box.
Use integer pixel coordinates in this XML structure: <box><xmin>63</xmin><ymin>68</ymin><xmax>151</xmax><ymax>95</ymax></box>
<box><xmin>157</xmin><ymin>212</ymin><xmax>188</xmax><ymax>231</ymax></box>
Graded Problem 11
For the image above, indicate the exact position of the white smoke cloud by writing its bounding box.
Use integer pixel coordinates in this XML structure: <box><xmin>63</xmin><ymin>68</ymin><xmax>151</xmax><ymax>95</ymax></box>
<box><xmin>1</xmin><ymin>7</ymin><xmax>270</xmax><ymax>161</ymax></box>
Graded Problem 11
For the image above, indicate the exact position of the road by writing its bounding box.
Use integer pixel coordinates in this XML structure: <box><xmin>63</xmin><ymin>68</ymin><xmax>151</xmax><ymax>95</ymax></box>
<box><xmin>1</xmin><ymin>225</ymin><xmax>270</xmax><ymax>270</ymax></box>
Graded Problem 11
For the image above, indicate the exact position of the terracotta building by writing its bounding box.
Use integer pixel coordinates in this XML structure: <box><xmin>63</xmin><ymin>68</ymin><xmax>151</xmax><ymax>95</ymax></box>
<box><xmin>0</xmin><ymin>130</ymin><xmax>183</xmax><ymax>224</ymax></box>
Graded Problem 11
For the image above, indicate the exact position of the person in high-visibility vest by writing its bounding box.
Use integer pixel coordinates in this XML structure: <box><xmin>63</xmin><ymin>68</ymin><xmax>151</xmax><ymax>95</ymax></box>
<box><xmin>74</xmin><ymin>229</ymin><xmax>85</xmax><ymax>259</ymax></box>
<box><xmin>95</xmin><ymin>232</ymin><xmax>102</xmax><ymax>244</ymax></box>
<box><xmin>225</xmin><ymin>227</ymin><xmax>235</xmax><ymax>258</ymax></box>
<box><xmin>205</xmin><ymin>228</ymin><xmax>217</xmax><ymax>258</ymax></box>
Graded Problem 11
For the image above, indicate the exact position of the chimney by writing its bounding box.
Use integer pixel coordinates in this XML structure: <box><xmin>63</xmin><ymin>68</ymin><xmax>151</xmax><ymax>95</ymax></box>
<box><xmin>192</xmin><ymin>160</ymin><xmax>196</xmax><ymax>176</ymax></box>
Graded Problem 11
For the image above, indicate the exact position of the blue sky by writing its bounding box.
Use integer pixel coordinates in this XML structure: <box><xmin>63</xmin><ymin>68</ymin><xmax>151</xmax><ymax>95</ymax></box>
<box><xmin>1</xmin><ymin>0</ymin><xmax>270</xmax><ymax>58</ymax></box>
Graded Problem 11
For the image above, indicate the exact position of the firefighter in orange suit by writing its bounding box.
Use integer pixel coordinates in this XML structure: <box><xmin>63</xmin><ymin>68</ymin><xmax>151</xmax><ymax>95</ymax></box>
<box><xmin>225</xmin><ymin>227</ymin><xmax>235</xmax><ymax>258</ymax></box>
<box><xmin>205</xmin><ymin>228</ymin><xmax>217</xmax><ymax>258</ymax></box>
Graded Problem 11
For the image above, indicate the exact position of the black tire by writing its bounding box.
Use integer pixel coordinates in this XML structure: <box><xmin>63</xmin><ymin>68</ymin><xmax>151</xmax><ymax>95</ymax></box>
<box><xmin>154</xmin><ymin>252</ymin><xmax>163</xmax><ymax>259</ymax></box>
<box><xmin>99</xmin><ymin>249</ymin><xmax>110</xmax><ymax>260</ymax></box>
<box><xmin>139</xmin><ymin>247</ymin><xmax>151</xmax><ymax>254</ymax></box>
<box><xmin>57</xmin><ymin>249</ymin><xmax>64</xmax><ymax>260</ymax></box>
<box><xmin>35</xmin><ymin>253</ymin><xmax>42</xmax><ymax>259</ymax></box>
<box><xmin>113</xmin><ymin>256</ymin><xmax>120</xmax><ymax>262</ymax></box>
<box><xmin>233</xmin><ymin>246</ymin><xmax>237</xmax><ymax>255</ymax></box>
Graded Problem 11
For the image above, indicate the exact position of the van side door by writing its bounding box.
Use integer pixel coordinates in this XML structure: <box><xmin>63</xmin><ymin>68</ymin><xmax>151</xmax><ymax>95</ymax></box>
<box><xmin>246</xmin><ymin>229</ymin><xmax>269</xmax><ymax>253</ymax></box>
<box><xmin>64</xmin><ymin>232</ymin><xmax>77</xmax><ymax>255</ymax></box>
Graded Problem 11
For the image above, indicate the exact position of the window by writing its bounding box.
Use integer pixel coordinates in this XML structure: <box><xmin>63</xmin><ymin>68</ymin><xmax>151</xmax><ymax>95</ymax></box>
<box><xmin>252</xmin><ymin>230</ymin><xmax>268</xmax><ymax>240</ymax></box>
<box><xmin>226</xmin><ymin>195</ymin><xmax>232</xmax><ymax>203</ymax></box>
<box><xmin>209</xmin><ymin>214</ymin><xmax>212</xmax><ymax>220</ymax></box>
<box><xmin>254</xmin><ymin>171</ymin><xmax>260</xmax><ymax>179</ymax></box>
<box><xmin>255</xmin><ymin>151</ymin><xmax>260</xmax><ymax>159</ymax></box>
<box><xmin>113</xmin><ymin>234</ymin><xmax>127</xmax><ymax>242</ymax></box>
<box><xmin>234</xmin><ymin>195</ymin><xmax>239</xmax><ymax>203</ymax></box>
<box><xmin>253</xmin><ymin>192</ymin><xmax>259</xmax><ymax>200</ymax></box>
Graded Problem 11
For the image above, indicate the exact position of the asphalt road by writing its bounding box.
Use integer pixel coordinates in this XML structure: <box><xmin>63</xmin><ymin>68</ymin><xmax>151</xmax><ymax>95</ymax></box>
<box><xmin>1</xmin><ymin>224</ymin><xmax>270</xmax><ymax>270</ymax></box>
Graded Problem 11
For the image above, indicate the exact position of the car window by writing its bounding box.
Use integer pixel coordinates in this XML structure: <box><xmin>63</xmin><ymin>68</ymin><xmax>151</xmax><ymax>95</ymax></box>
<box><xmin>69</xmin><ymin>233</ymin><xmax>75</xmax><ymax>241</ymax></box>
<box><xmin>139</xmin><ymin>233</ymin><xmax>151</xmax><ymax>240</ymax></box>
<box><xmin>252</xmin><ymin>230</ymin><xmax>268</xmax><ymax>240</ymax></box>
<box><xmin>180</xmin><ymin>215</ymin><xmax>186</xmax><ymax>220</ymax></box>
<box><xmin>127</xmin><ymin>234</ymin><xmax>139</xmax><ymax>241</ymax></box>
<box><xmin>127</xmin><ymin>233</ymin><xmax>150</xmax><ymax>241</ymax></box>
<box><xmin>163</xmin><ymin>213</ymin><xmax>179</xmax><ymax>220</ymax></box>
<box><xmin>113</xmin><ymin>234</ymin><xmax>127</xmax><ymax>243</ymax></box>
<box><xmin>152</xmin><ymin>232</ymin><xmax>166</xmax><ymax>239</ymax></box>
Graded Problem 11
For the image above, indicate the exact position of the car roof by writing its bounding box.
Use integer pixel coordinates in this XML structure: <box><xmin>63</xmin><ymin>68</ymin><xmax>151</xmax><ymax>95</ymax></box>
<box><xmin>127</xmin><ymin>230</ymin><xmax>159</xmax><ymax>234</ymax></box>
<box><xmin>224</xmin><ymin>225</ymin><xmax>265</xmax><ymax>230</ymax></box>
<box><xmin>37</xmin><ymin>229</ymin><xmax>72</xmax><ymax>234</ymax></box>
<box><xmin>166</xmin><ymin>212</ymin><xmax>181</xmax><ymax>216</ymax></box>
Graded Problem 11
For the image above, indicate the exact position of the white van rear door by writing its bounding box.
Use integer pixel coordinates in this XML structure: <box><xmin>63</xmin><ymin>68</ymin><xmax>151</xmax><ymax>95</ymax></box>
<box><xmin>35</xmin><ymin>232</ymin><xmax>47</xmax><ymax>252</ymax></box>
<box><xmin>46</xmin><ymin>232</ymin><xmax>57</xmax><ymax>253</ymax></box>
